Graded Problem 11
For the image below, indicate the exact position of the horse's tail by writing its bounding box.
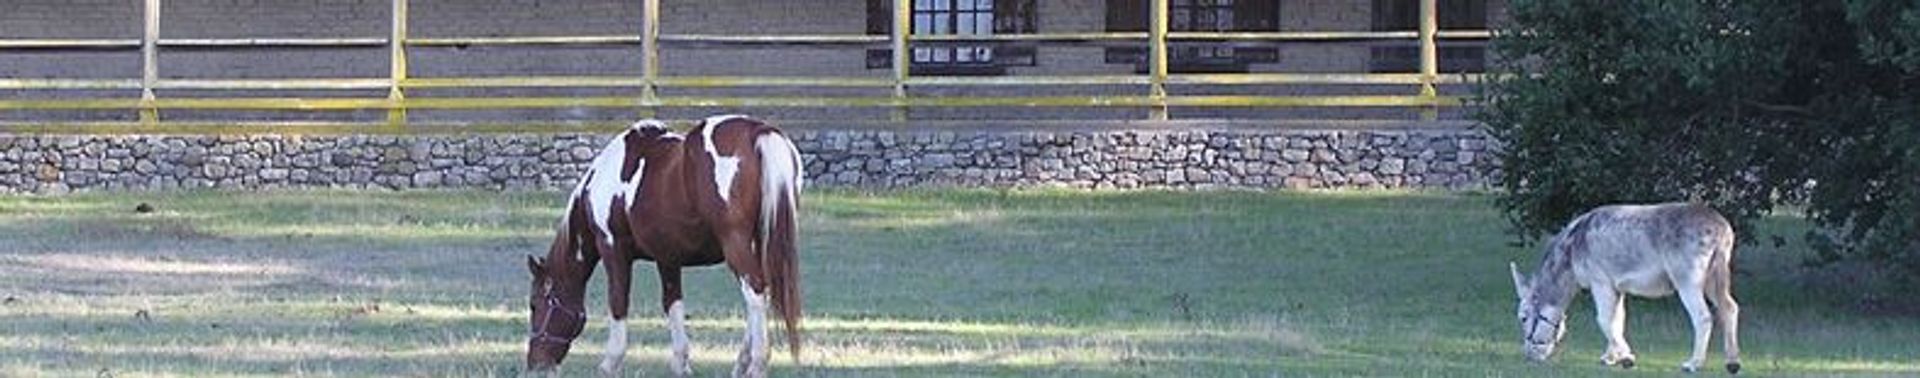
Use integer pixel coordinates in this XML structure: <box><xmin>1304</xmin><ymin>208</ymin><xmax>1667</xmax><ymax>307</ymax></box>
<box><xmin>755</xmin><ymin>128</ymin><xmax>805</xmax><ymax>360</ymax></box>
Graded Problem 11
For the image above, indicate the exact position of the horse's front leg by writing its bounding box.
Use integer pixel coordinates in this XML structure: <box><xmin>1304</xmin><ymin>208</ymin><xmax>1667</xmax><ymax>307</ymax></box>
<box><xmin>1590</xmin><ymin>286</ymin><xmax>1635</xmax><ymax>368</ymax></box>
<box><xmin>659</xmin><ymin>265</ymin><xmax>694</xmax><ymax>377</ymax></box>
<box><xmin>599</xmin><ymin>257</ymin><xmax>634</xmax><ymax>377</ymax></box>
<box><xmin>1675</xmin><ymin>280</ymin><xmax>1715</xmax><ymax>373</ymax></box>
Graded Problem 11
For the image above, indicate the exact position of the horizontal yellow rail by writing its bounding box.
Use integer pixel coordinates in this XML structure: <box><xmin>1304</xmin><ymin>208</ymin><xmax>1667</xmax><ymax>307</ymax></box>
<box><xmin>0</xmin><ymin>79</ymin><xmax>144</xmax><ymax>90</ymax></box>
<box><xmin>2</xmin><ymin>30</ymin><xmax>1491</xmax><ymax>50</ymax></box>
<box><xmin>409</xmin><ymin>35</ymin><xmax>640</xmax><ymax>46</ymax></box>
<box><xmin>156</xmin><ymin>79</ymin><xmax>391</xmax><ymax>90</ymax></box>
<box><xmin>0</xmin><ymin>95</ymin><xmax>1460</xmax><ymax>110</ymax></box>
<box><xmin>0</xmin><ymin>39</ymin><xmax>140</xmax><ymax>49</ymax></box>
<box><xmin>5</xmin><ymin>75</ymin><xmax>1479</xmax><ymax>90</ymax></box>
<box><xmin>160</xmin><ymin>38</ymin><xmax>387</xmax><ymax>47</ymax></box>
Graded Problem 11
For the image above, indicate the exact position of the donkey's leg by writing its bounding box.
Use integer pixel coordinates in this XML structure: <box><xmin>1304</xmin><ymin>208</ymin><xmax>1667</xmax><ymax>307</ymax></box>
<box><xmin>598</xmin><ymin>259</ymin><xmax>634</xmax><ymax>377</ymax></box>
<box><xmin>1675</xmin><ymin>280</ymin><xmax>1715</xmax><ymax>373</ymax></box>
<box><xmin>1708</xmin><ymin>275</ymin><xmax>1742</xmax><ymax>374</ymax></box>
<box><xmin>1590</xmin><ymin>286</ymin><xmax>1635</xmax><ymax>368</ymax></box>
<box><xmin>659</xmin><ymin>265</ymin><xmax>694</xmax><ymax>377</ymax></box>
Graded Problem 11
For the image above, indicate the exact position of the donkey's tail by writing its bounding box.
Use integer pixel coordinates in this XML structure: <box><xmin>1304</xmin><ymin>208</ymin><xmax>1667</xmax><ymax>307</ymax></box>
<box><xmin>755</xmin><ymin>128</ymin><xmax>805</xmax><ymax>360</ymax></box>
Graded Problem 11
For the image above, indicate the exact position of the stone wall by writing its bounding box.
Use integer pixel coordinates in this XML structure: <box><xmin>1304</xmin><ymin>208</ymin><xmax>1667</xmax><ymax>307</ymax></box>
<box><xmin>0</xmin><ymin>128</ymin><xmax>1496</xmax><ymax>193</ymax></box>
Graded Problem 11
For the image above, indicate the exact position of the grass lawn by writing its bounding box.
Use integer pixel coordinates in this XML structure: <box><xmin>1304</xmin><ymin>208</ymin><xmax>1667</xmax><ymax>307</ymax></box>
<box><xmin>0</xmin><ymin>189</ymin><xmax>1914</xmax><ymax>377</ymax></box>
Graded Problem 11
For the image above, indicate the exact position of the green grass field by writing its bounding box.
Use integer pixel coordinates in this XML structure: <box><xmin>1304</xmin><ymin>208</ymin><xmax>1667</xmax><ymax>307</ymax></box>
<box><xmin>0</xmin><ymin>189</ymin><xmax>1914</xmax><ymax>377</ymax></box>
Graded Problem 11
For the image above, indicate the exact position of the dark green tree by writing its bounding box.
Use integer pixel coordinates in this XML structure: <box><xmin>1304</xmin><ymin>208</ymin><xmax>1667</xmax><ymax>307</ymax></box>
<box><xmin>1480</xmin><ymin>0</ymin><xmax>1920</xmax><ymax>274</ymax></box>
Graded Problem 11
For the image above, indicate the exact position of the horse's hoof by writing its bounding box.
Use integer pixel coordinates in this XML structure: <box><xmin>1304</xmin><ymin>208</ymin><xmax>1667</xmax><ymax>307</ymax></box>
<box><xmin>1618</xmin><ymin>358</ymin><xmax>1635</xmax><ymax>369</ymax></box>
<box><xmin>1727</xmin><ymin>362</ymin><xmax>1742</xmax><ymax>375</ymax></box>
<box><xmin>1681</xmin><ymin>364</ymin><xmax>1700</xmax><ymax>374</ymax></box>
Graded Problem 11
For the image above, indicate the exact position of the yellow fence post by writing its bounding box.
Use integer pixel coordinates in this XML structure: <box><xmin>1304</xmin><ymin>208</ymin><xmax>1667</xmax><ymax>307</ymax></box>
<box><xmin>139</xmin><ymin>0</ymin><xmax>160</xmax><ymax>126</ymax></box>
<box><xmin>1148</xmin><ymin>0</ymin><xmax>1170</xmax><ymax>121</ymax></box>
<box><xmin>891</xmin><ymin>0</ymin><xmax>912</xmax><ymax>122</ymax></box>
<box><xmin>640</xmin><ymin>0</ymin><xmax>661</xmax><ymax>119</ymax></box>
<box><xmin>388</xmin><ymin>0</ymin><xmax>409</xmax><ymax>127</ymax></box>
<box><xmin>1418</xmin><ymin>0</ymin><xmax>1439</xmax><ymax>121</ymax></box>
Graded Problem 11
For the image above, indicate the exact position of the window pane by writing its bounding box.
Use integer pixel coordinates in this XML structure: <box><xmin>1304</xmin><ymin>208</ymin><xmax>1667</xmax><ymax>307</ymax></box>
<box><xmin>978</xmin><ymin>13</ymin><xmax>993</xmax><ymax>35</ymax></box>
<box><xmin>933</xmin><ymin>13</ymin><xmax>950</xmax><ymax>33</ymax></box>
<box><xmin>932</xmin><ymin>0</ymin><xmax>948</xmax><ymax>11</ymax></box>
<box><xmin>978</xmin><ymin>47</ymin><xmax>993</xmax><ymax>61</ymax></box>
<box><xmin>958</xmin><ymin>0</ymin><xmax>974</xmax><ymax>11</ymax></box>
<box><xmin>932</xmin><ymin>48</ymin><xmax>951</xmax><ymax>62</ymax></box>
<box><xmin>977</xmin><ymin>0</ymin><xmax>993</xmax><ymax>11</ymax></box>
<box><xmin>957</xmin><ymin>47</ymin><xmax>975</xmax><ymax>62</ymax></box>
<box><xmin>914</xmin><ymin>14</ymin><xmax>932</xmax><ymax>34</ymax></box>
<box><xmin>915</xmin><ymin>0</ymin><xmax>932</xmax><ymax>11</ymax></box>
<box><xmin>959</xmin><ymin>13</ymin><xmax>976</xmax><ymax>34</ymax></box>
<box><xmin>914</xmin><ymin>47</ymin><xmax>931</xmax><ymax>62</ymax></box>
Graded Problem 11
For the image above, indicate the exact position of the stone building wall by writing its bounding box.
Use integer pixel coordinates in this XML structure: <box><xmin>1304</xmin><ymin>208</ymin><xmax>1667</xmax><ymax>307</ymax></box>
<box><xmin>0</xmin><ymin>127</ymin><xmax>1496</xmax><ymax>193</ymax></box>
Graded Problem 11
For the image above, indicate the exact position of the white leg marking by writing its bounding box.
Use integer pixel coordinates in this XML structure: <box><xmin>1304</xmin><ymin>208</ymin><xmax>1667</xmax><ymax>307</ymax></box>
<box><xmin>668</xmin><ymin>300</ymin><xmax>693</xmax><ymax>376</ymax></box>
<box><xmin>734</xmin><ymin>278</ymin><xmax>769</xmax><ymax>378</ymax></box>
<box><xmin>599</xmin><ymin>316</ymin><xmax>629</xmax><ymax>376</ymax></box>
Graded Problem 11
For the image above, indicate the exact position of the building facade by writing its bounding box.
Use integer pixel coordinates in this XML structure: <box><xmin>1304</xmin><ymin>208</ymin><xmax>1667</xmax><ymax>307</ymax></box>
<box><xmin>2</xmin><ymin>0</ymin><xmax>1505</xmax><ymax>122</ymax></box>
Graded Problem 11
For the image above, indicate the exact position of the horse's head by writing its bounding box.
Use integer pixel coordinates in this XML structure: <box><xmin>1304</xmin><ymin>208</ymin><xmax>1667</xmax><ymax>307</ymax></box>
<box><xmin>525</xmin><ymin>255</ymin><xmax>587</xmax><ymax>371</ymax></box>
<box><xmin>1510</xmin><ymin>261</ymin><xmax>1567</xmax><ymax>362</ymax></box>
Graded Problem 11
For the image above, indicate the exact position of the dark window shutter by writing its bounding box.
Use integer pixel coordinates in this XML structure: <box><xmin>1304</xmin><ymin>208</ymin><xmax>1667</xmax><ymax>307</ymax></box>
<box><xmin>1368</xmin><ymin>0</ymin><xmax>1486</xmax><ymax>73</ymax></box>
<box><xmin>1233</xmin><ymin>0</ymin><xmax>1279</xmax><ymax>64</ymax></box>
<box><xmin>866</xmin><ymin>0</ymin><xmax>890</xmax><ymax>69</ymax></box>
<box><xmin>1104</xmin><ymin>0</ymin><xmax>1146</xmax><ymax>64</ymax></box>
<box><xmin>995</xmin><ymin>0</ymin><xmax>1037</xmax><ymax>66</ymax></box>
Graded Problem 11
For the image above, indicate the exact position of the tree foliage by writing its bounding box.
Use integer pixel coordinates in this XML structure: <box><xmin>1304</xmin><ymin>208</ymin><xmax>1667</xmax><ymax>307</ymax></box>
<box><xmin>1480</xmin><ymin>0</ymin><xmax>1920</xmax><ymax>274</ymax></box>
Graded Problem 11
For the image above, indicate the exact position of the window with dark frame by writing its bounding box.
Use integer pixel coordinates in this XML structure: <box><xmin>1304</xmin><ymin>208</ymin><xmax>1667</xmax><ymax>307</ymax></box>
<box><xmin>1105</xmin><ymin>0</ymin><xmax>1279</xmax><ymax>74</ymax></box>
<box><xmin>1368</xmin><ymin>0</ymin><xmax>1487</xmax><ymax>73</ymax></box>
<box><xmin>866</xmin><ymin>0</ymin><xmax>1037</xmax><ymax>76</ymax></box>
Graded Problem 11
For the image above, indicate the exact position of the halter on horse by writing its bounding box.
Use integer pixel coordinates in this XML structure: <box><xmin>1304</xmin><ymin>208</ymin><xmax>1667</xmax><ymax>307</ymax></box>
<box><xmin>525</xmin><ymin>115</ymin><xmax>804</xmax><ymax>377</ymax></box>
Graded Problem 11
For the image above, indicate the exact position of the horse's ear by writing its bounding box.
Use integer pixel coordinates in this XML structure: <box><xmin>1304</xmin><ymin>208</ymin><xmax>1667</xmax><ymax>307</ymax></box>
<box><xmin>1509</xmin><ymin>261</ymin><xmax>1528</xmax><ymax>297</ymax></box>
<box><xmin>527</xmin><ymin>255</ymin><xmax>545</xmax><ymax>277</ymax></box>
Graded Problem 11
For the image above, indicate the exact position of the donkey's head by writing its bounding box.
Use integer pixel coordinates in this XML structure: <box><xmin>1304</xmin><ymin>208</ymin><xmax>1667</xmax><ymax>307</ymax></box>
<box><xmin>1510</xmin><ymin>261</ymin><xmax>1568</xmax><ymax>362</ymax></box>
<box><xmin>525</xmin><ymin>255</ymin><xmax>588</xmax><ymax>371</ymax></box>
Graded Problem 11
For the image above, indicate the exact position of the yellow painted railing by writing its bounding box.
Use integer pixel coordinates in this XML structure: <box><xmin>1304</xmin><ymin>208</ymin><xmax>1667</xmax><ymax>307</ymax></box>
<box><xmin>0</xmin><ymin>0</ymin><xmax>1486</xmax><ymax>129</ymax></box>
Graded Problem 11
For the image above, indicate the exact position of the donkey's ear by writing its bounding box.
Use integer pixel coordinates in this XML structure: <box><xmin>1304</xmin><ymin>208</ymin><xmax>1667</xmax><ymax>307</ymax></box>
<box><xmin>1509</xmin><ymin>261</ymin><xmax>1528</xmax><ymax>297</ymax></box>
<box><xmin>527</xmin><ymin>255</ymin><xmax>545</xmax><ymax>277</ymax></box>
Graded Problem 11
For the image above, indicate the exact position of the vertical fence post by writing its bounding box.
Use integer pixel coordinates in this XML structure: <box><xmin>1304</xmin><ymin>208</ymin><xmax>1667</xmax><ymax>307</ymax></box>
<box><xmin>1418</xmin><ymin>0</ymin><xmax>1439</xmax><ymax>121</ymax></box>
<box><xmin>388</xmin><ymin>0</ymin><xmax>408</xmax><ymax>127</ymax></box>
<box><xmin>1148</xmin><ymin>0</ymin><xmax>1170</xmax><ymax>121</ymax></box>
<box><xmin>139</xmin><ymin>0</ymin><xmax>160</xmax><ymax>125</ymax></box>
<box><xmin>640</xmin><ymin>0</ymin><xmax>660</xmax><ymax>118</ymax></box>
<box><xmin>890</xmin><ymin>0</ymin><xmax>912</xmax><ymax>122</ymax></box>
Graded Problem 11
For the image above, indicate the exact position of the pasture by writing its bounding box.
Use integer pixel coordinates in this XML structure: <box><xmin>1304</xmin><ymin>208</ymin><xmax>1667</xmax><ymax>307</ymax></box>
<box><xmin>0</xmin><ymin>189</ymin><xmax>1914</xmax><ymax>376</ymax></box>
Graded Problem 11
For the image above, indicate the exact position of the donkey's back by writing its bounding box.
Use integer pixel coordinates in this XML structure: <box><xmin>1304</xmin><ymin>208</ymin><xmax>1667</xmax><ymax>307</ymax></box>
<box><xmin>1567</xmin><ymin>202</ymin><xmax>1734</xmax><ymax>297</ymax></box>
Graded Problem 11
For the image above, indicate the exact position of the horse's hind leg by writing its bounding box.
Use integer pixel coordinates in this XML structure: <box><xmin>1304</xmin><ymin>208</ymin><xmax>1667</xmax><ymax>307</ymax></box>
<box><xmin>733</xmin><ymin>276</ymin><xmax>771</xmax><ymax>378</ymax></box>
<box><xmin>659</xmin><ymin>265</ymin><xmax>694</xmax><ymax>377</ymax></box>
<box><xmin>1708</xmin><ymin>267</ymin><xmax>1742</xmax><ymax>374</ymax></box>
<box><xmin>1675</xmin><ymin>279</ymin><xmax>1715</xmax><ymax>373</ymax></box>
<box><xmin>722</xmin><ymin>234</ymin><xmax>771</xmax><ymax>378</ymax></box>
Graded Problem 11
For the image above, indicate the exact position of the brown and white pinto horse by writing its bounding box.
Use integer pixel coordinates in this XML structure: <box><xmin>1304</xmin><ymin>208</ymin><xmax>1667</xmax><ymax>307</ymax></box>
<box><xmin>525</xmin><ymin>115</ymin><xmax>803</xmax><ymax>377</ymax></box>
